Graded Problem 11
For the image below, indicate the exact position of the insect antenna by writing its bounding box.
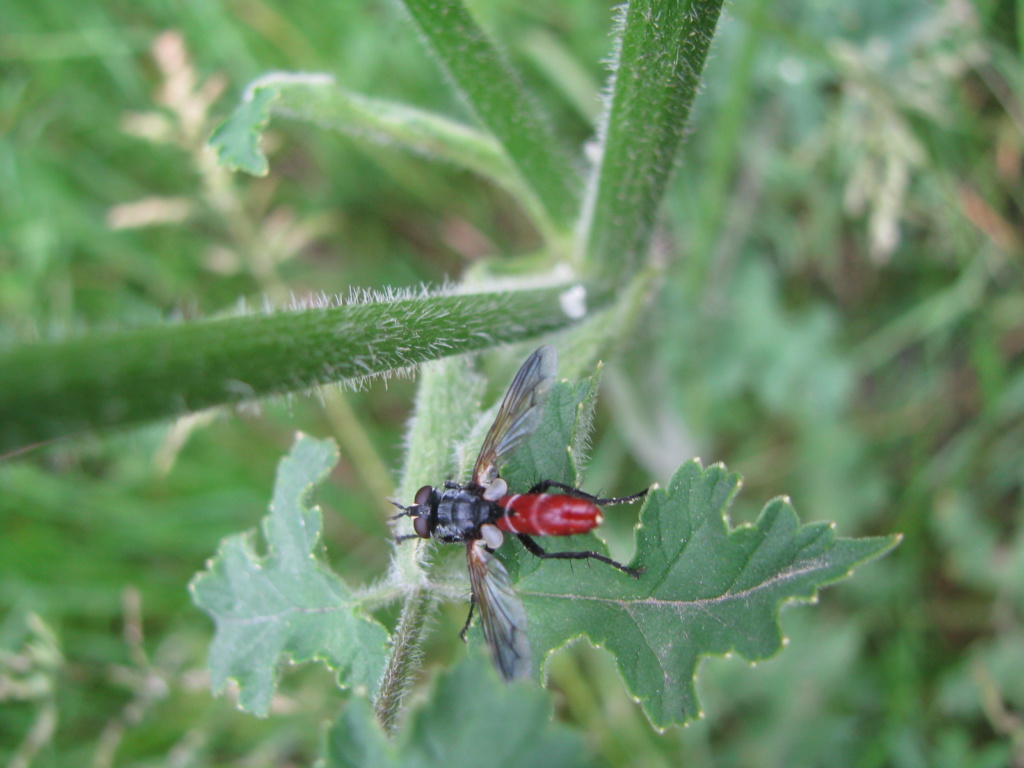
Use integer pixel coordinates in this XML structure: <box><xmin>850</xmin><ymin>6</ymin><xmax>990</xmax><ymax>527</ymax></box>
<box><xmin>388</xmin><ymin>499</ymin><xmax>415</xmax><ymax>520</ymax></box>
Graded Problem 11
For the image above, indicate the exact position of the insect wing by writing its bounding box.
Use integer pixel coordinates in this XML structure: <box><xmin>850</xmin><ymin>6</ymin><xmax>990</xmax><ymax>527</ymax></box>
<box><xmin>466</xmin><ymin>540</ymin><xmax>531</xmax><ymax>680</ymax></box>
<box><xmin>472</xmin><ymin>345</ymin><xmax>557</xmax><ymax>487</ymax></box>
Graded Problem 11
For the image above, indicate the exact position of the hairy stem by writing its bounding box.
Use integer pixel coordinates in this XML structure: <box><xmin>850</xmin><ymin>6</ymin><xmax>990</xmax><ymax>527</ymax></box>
<box><xmin>581</xmin><ymin>0</ymin><xmax>726</xmax><ymax>284</ymax></box>
<box><xmin>400</xmin><ymin>0</ymin><xmax>581</xmax><ymax>229</ymax></box>
<box><xmin>373</xmin><ymin>586</ymin><xmax>435</xmax><ymax>731</ymax></box>
<box><xmin>0</xmin><ymin>284</ymin><xmax>607</xmax><ymax>451</ymax></box>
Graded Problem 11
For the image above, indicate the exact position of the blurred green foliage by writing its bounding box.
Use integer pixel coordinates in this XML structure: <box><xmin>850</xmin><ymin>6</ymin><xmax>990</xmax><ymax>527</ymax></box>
<box><xmin>1</xmin><ymin>0</ymin><xmax>1022</xmax><ymax>766</ymax></box>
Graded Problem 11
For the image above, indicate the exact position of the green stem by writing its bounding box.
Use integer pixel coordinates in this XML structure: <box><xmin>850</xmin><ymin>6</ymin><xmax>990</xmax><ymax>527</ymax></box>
<box><xmin>371</xmin><ymin>354</ymin><xmax>482</xmax><ymax>727</ymax></box>
<box><xmin>267</xmin><ymin>79</ymin><xmax>559</xmax><ymax>244</ymax></box>
<box><xmin>581</xmin><ymin>0</ymin><xmax>726</xmax><ymax>284</ymax></box>
<box><xmin>372</xmin><ymin>586</ymin><xmax>435</xmax><ymax>732</ymax></box>
<box><xmin>0</xmin><ymin>284</ymin><xmax>609</xmax><ymax>452</ymax></box>
<box><xmin>400</xmin><ymin>0</ymin><xmax>581</xmax><ymax>229</ymax></box>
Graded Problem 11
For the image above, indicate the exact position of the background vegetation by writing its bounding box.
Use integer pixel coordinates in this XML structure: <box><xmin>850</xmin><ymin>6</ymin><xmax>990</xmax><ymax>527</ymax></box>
<box><xmin>2</xmin><ymin>0</ymin><xmax>1022</xmax><ymax>766</ymax></box>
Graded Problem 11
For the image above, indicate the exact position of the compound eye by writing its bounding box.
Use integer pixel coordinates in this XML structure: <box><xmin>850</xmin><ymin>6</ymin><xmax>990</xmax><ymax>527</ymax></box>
<box><xmin>414</xmin><ymin>485</ymin><xmax>433</xmax><ymax>508</ymax></box>
<box><xmin>413</xmin><ymin>515</ymin><xmax>431</xmax><ymax>539</ymax></box>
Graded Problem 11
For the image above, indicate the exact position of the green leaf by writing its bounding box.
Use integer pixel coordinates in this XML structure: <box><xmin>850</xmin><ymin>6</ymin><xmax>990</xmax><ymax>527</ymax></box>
<box><xmin>0</xmin><ymin>285</ymin><xmax>608</xmax><ymax>452</ymax></box>
<box><xmin>375</xmin><ymin>353</ymin><xmax>497</xmax><ymax>729</ymax></box>
<box><xmin>209</xmin><ymin>84</ymin><xmax>278</xmax><ymax>175</ymax></box>
<box><xmin>582</xmin><ymin>0</ymin><xmax>727</xmax><ymax>282</ymax></box>
<box><xmin>392</xmin><ymin>348</ymin><xmax>896</xmax><ymax>730</ymax></box>
<box><xmin>443</xmin><ymin>365</ymin><xmax>604</xmax><ymax>591</ymax></box>
<box><xmin>190</xmin><ymin>433</ymin><xmax>388</xmax><ymax>716</ymax></box>
<box><xmin>516</xmin><ymin>460</ymin><xmax>900</xmax><ymax>729</ymax></box>
<box><xmin>323</xmin><ymin>652</ymin><xmax>598</xmax><ymax>768</ymax></box>
<box><xmin>208</xmin><ymin>74</ymin><xmax>554</xmax><ymax>235</ymax></box>
<box><xmin>323</xmin><ymin>695</ymin><xmax>394</xmax><ymax>768</ymax></box>
<box><xmin>399</xmin><ymin>0</ymin><xmax>581</xmax><ymax>230</ymax></box>
<box><xmin>499</xmin><ymin>372</ymin><xmax>601</xmax><ymax>493</ymax></box>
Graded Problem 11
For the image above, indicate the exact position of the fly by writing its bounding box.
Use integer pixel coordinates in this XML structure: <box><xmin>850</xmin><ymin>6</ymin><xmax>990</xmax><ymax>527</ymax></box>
<box><xmin>391</xmin><ymin>345</ymin><xmax>646</xmax><ymax>681</ymax></box>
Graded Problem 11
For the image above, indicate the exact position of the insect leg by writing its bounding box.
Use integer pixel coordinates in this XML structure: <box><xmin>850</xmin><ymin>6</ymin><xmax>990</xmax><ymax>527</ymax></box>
<box><xmin>393</xmin><ymin>533</ymin><xmax>420</xmax><ymax>544</ymax></box>
<box><xmin>459</xmin><ymin>592</ymin><xmax>477</xmax><ymax>642</ymax></box>
<box><xmin>526</xmin><ymin>480</ymin><xmax>648</xmax><ymax>506</ymax></box>
<box><xmin>516</xmin><ymin>533</ymin><xmax>644</xmax><ymax>578</ymax></box>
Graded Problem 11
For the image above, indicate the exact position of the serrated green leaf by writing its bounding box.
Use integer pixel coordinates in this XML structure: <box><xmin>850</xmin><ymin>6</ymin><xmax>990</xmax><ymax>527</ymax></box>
<box><xmin>323</xmin><ymin>653</ymin><xmax>597</xmax><ymax>768</ymax></box>
<box><xmin>190</xmin><ymin>433</ymin><xmax>388</xmax><ymax>716</ymax></box>
<box><xmin>499</xmin><ymin>375</ymin><xmax>599</xmax><ymax>492</ymax></box>
<box><xmin>208</xmin><ymin>84</ymin><xmax>277</xmax><ymax>175</ymax></box>
<box><xmin>568</xmin><ymin>366</ymin><xmax>602</xmax><ymax>478</ymax></box>
<box><xmin>462</xmin><ymin>365</ymin><xmax>611</xmax><ymax>592</ymax></box>
<box><xmin>405</xmin><ymin>351</ymin><xmax>896</xmax><ymax>729</ymax></box>
<box><xmin>516</xmin><ymin>460</ymin><xmax>900</xmax><ymax>728</ymax></box>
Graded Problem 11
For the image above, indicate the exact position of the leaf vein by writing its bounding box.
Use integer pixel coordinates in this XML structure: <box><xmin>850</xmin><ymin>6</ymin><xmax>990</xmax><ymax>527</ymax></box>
<box><xmin>219</xmin><ymin>600</ymin><xmax>358</xmax><ymax>625</ymax></box>
<box><xmin>523</xmin><ymin>557</ymin><xmax>830</xmax><ymax>608</ymax></box>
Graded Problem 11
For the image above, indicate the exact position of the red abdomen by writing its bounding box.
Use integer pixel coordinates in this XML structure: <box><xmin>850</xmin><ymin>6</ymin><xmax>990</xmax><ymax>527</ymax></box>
<box><xmin>495</xmin><ymin>494</ymin><xmax>602</xmax><ymax>537</ymax></box>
